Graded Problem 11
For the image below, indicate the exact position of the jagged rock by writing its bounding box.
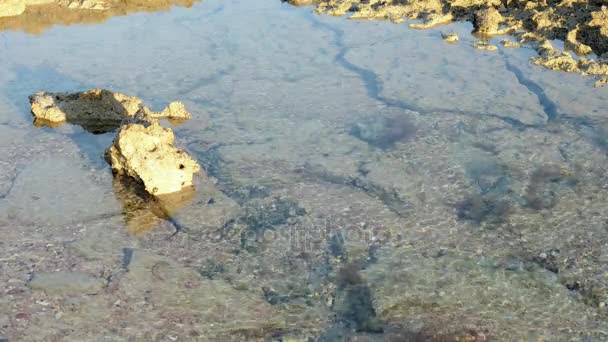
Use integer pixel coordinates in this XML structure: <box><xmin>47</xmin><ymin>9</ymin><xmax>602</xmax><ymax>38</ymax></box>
<box><xmin>565</xmin><ymin>28</ymin><xmax>592</xmax><ymax>55</ymax></box>
<box><xmin>473</xmin><ymin>7</ymin><xmax>503</xmax><ymax>35</ymax></box>
<box><xmin>29</xmin><ymin>89</ymin><xmax>191</xmax><ymax>132</ymax></box>
<box><xmin>56</xmin><ymin>0</ymin><xmax>110</xmax><ymax>10</ymax></box>
<box><xmin>473</xmin><ymin>40</ymin><xmax>498</xmax><ymax>51</ymax></box>
<box><xmin>105</xmin><ymin>120</ymin><xmax>201</xmax><ymax>195</ymax></box>
<box><xmin>441</xmin><ymin>32</ymin><xmax>459</xmax><ymax>43</ymax></box>
<box><xmin>501</xmin><ymin>39</ymin><xmax>520</xmax><ymax>48</ymax></box>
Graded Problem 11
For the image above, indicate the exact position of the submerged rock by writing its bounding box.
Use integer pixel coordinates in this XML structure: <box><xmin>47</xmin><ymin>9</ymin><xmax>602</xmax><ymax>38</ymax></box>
<box><xmin>531</xmin><ymin>40</ymin><xmax>608</xmax><ymax>87</ymax></box>
<box><xmin>441</xmin><ymin>32</ymin><xmax>459</xmax><ymax>43</ymax></box>
<box><xmin>28</xmin><ymin>88</ymin><xmax>200</xmax><ymax>198</ymax></box>
<box><xmin>105</xmin><ymin>120</ymin><xmax>201</xmax><ymax>195</ymax></box>
<box><xmin>350</xmin><ymin>112</ymin><xmax>417</xmax><ymax>149</ymax></box>
<box><xmin>472</xmin><ymin>40</ymin><xmax>498</xmax><ymax>51</ymax></box>
<box><xmin>29</xmin><ymin>271</ymin><xmax>105</xmax><ymax>295</ymax></box>
<box><xmin>286</xmin><ymin>0</ymin><xmax>318</xmax><ymax>6</ymax></box>
<box><xmin>296</xmin><ymin>0</ymin><xmax>608</xmax><ymax>85</ymax></box>
<box><xmin>29</xmin><ymin>89</ymin><xmax>190</xmax><ymax>133</ymax></box>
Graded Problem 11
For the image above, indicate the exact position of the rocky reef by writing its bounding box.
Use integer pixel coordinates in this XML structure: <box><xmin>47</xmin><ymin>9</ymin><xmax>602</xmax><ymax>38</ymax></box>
<box><xmin>296</xmin><ymin>0</ymin><xmax>608</xmax><ymax>86</ymax></box>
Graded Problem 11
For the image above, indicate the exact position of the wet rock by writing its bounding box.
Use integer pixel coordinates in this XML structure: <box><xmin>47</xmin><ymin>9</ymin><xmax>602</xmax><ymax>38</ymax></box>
<box><xmin>501</xmin><ymin>39</ymin><xmax>520</xmax><ymax>48</ymax></box>
<box><xmin>441</xmin><ymin>32</ymin><xmax>459</xmax><ymax>43</ymax></box>
<box><xmin>473</xmin><ymin>7</ymin><xmax>503</xmax><ymax>35</ymax></box>
<box><xmin>472</xmin><ymin>40</ymin><xmax>497</xmax><ymax>51</ymax></box>
<box><xmin>233</xmin><ymin>196</ymin><xmax>306</xmax><ymax>251</ymax></box>
<box><xmin>29</xmin><ymin>271</ymin><xmax>105</xmax><ymax>295</ymax></box>
<box><xmin>0</xmin><ymin>155</ymin><xmax>120</xmax><ymax>226</ymax></box>
<box><xmin>119</xmin><ymin>251</ymin><xmax>286</xmax><ymax>338</ymax></box>
<box><xmin>56</xmin><ymin>0</ymin><xmax>110</xmax><ymax>10</ymax></box>
<box><xmin>29</xmin><ymin>89</ymin><xmax>190</xmax><ymax>133</ymax></box>
<box><xmin>531</xmin><ymin>40</ymin><xmax>608</xmax><ymax>86</ymax></box>
<box><xmin>334</xmin><ymin>263</ymin><xmax>383</xmax><ymax>333</ymax></box>
<box><xmin>456</xmin><ymin>192</ymin><xmax>511</xmax><ymax>224</ymax></box>
<box><xmin>524</xmin><ymin>164</ymin><xmax>576</xmax><ymax>210</ymax></box>
<box><xmin>350</xmin><ymin>112</ymin><xmax>417</xmax><ymax>149</ymax></box>
<box><xmin>565</xmin><ymin>28</ymin><xmax>593</xmax><ymax>55</ymax></box>
<box><xmin>580</xmin><ymin>7</ymin><xmax>608</xmax><ymax>56</ymax></box>
<box><xmin>112</xmin><ymin>175</ymin><xmax>196</xmax><ymax>234</ymax></box>
<box><xmin>105</xmin><ymin>120</ymin><xmax>201</xmax><ymax>195</ymax></box>
<box><xmin>286</xmin><ymin>0</ymin><xmax>318</xmax><ymax>6</ymax></box>
<box><xmin>303</xmin><ymin>0</ymin><xmax>608</xmax><ymax>84</ymax></box>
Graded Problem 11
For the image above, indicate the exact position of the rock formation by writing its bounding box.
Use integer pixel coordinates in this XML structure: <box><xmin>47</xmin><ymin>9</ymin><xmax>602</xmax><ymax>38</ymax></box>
<box><xmin>29</xmin><ymin>89</ymin><xmax>190</xmax><ymax>133</ymax></box>
<box><xmin>105</xmin><ymin>120</ymin><xmax>201</xmax><ymax>196</ymax></box>
<box><xmin>29</xmin><ymin>89</ymin><xmax>201</xmax><ymax>196</ymax></box>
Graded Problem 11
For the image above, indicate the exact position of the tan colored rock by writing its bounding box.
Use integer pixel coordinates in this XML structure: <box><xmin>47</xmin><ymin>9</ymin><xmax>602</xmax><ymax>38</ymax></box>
<box><xmin>473</xmin><ymin>7</ymin><xmax>503</xmax><ymax>35</ymax></box>
<box><xmin>473</xmin><ymin>40</ymin><xmax>498</xmax><ymax>51</ymax></box>
<box><xmin>29</xmin><ymin>89</ymin><xmax>142</xmax><ymax>131</ymax></box>
<box><xmin>56</xmin><ymin>0</ymin><xmax>110</xmax><ymax>10</ymax></box>
<box><xmin>29</xmin><ymin>89</ymin><xmax>192</xmax><ymax>132</ymax></box>
<box><xmin>151</xmin><ymin>101</ymin><xmax>191</xmax><ymax>120</ymax></box>
<box><xmin>501</xmin><ymin>39</ymin><xmax>520</xmax><ymax>48</ymax></box>
<box><xmin>105</xmin><ymin>120</ymin><xmax>201</xmax><ymax>195</ymax></box>
<box><xmin>287</xmin><ymin>0</ymin><xmax>318</xmax><ymax>6</ymax></box>
<box><xmin>441</xmin><ymin>32</ymin><xmax>459</xmax><ymax>43</ymax></box>
<box><xmin>565</xmin><ymin>28</ymin><xmax>592</xmax><ymax>55</ymax></box>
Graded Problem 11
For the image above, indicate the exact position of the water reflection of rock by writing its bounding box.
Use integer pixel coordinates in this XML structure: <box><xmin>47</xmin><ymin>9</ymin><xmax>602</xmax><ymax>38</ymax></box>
<box><xmin>112</xmin><ymin>175</ymin><xmax>194</xmax><ymax>235</ymax></box>
<box><xmin>0</xmin><ymin>0</ymin><xmax>199</xmax><ymax>34</ymax></box>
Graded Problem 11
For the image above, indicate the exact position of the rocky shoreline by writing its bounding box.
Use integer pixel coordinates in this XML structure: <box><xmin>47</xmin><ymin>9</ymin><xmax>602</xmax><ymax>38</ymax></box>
<box><xmin>288</xmin><ymin>0</ymin><xmax>608</xmax><ymax>86</ymax></box>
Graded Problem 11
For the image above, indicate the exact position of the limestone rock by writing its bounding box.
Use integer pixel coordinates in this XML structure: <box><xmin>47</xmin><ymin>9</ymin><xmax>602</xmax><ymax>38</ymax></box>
<box><xmin>105</xmin><ymin>120</ymin><xmax>201</xmax><ymax>195</ymax></box>
<box><xmin>29</xmin><ymin>89</ymin><xmax>192</xmax><ymax>132</ymax></box>
<box><xmin>473</xmin><ymin>7</ymin><xmax>503</xmax><ymax>35</ymax></box>
<box><xmin>287</xmin><ymin>0</ymin><xmax>318</xmax><ymax>6</ymax></box>
<box><xmin>56</xmin><ymin>0</ymin><xmax>110</xmax><ymax>10</ymax></box>
<box><xmin>565</xmin><ymin>28</ymin><xmax>592</xmax><ymax>55</ymax></box>
<box><xmin>441</xmin><ymin>32</ymin><xmax>459</xmax><ymax>43</ymax></box>
<box><xmin>29</xmin><ymin>89</ymin><xmax>142</xmax><ymax>132</ymax></box>
<box><xmin>473</xmin><ymin>40</ymin><xmax>498</xmax><ymax>51</ymax></box>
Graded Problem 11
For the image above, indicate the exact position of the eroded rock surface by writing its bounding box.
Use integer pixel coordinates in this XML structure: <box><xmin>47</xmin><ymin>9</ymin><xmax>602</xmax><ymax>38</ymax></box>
<box><xmin>105</xmin><ymin>120</ymin><xmax>201</xmax><ymax>195</ymax></box>
<box><xmin>29</xmin><ymin>89</ymin><xmax>190</xmax><ymax>132</ymax></box>
<box><xmin>305</xmin><ymin>0</ymin><xmax>608</xmax><ymax>85</ymax></box>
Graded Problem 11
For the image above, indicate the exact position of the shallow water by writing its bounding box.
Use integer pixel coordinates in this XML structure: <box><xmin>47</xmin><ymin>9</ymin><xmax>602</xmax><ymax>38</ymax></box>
<box><xmin>2</xmin><ymin>0</ymin><xmax>608</xmax><ymax>340</ymax></box>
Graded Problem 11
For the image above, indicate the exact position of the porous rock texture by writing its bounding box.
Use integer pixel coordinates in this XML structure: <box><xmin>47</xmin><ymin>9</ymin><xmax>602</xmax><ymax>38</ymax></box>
<box><xmin>29</xmin><ymin>89</ymin><xmax>190</xmax><ymax>132</ymax></box>
<box><xmin>104</xmin><ymin>120</ymin><xmax>201</xmax><ymax>196</ymax></box>
<box><xmin>29</xmin><ymin>88</ymin><xmax>201</xmax><ymax>196</ymax></box>
<box><xmin>306</xmin><ymin>0</ymin><xmax>608</xmax><ymax>85</ymax></box>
